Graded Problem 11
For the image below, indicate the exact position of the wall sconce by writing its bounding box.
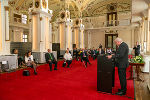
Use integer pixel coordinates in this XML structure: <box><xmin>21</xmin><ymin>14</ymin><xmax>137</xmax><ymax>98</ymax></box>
<box><xmin>4</xmin><ymin>6</ymin><xmax>9</xmax><ymax>11</ymax></box>
<box><xmin>40</xmin><ymin>17</ymin><xmax>42</xmax><ymax>21</ymax></box>
<box><xmin>49</xmin><ymin>20</ymin><xmax>52</xmax><ymax>23</ymax></box>
<box><xmin>145</xmin><ymin>17</ymin><xmax>148</xmax><ymax>20</ymax></box>
<box><xmin>29</xmin><ymin>19</ymin><xmax>32</xmax><ymax>22</ymax></box>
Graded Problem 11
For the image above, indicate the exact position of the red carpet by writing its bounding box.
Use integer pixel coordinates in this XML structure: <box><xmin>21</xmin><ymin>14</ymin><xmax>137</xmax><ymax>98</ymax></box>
<box><xmin>0</xmin><ymin>59</ymin><xmax>134</xmax><ymax>100</ymax></box>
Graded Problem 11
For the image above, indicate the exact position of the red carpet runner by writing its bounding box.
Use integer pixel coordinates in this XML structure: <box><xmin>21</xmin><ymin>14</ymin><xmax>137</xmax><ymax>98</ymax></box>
<box><xmin>0</xmin><ymin>59</ymin><xmax>134</xmax><ymax>100</ymax></box>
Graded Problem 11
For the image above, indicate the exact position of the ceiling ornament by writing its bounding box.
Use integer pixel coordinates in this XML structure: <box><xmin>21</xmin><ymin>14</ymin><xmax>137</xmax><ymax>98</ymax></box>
<box><xmin>107</xmin><ymin>3</ymin><xmax>117</xmax><ymax>12</ymax></box>
<box><xmin>35</xmin><ymin>1</ymin><xmax>40</xmax><ymax>8</ymax></box>
<box><xmin>8</xmin><ymin>1</ymin><xmax>15</xmax><ymax>6</ymax></box>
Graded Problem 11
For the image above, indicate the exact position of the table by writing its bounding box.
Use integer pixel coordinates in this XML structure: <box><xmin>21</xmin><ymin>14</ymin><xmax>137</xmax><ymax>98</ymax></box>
<box><xmin>128</xmin><ymin>62</ymin><xmax>145</xmax><ymax>81</ymax></box>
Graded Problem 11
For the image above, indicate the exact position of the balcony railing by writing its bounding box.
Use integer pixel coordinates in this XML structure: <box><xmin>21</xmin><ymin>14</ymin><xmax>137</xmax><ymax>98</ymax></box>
<box><xmin>84</xmin><ymin>19</ymin><xmax>131</xmax><ymax>29</ymax></box>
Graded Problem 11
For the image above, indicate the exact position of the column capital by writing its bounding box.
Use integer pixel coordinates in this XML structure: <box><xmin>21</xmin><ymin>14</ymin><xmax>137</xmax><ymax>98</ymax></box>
<box><xmin>4</xmin><ymin>6</ymin><xmax>9</xmax><ymax>11</ymax></box>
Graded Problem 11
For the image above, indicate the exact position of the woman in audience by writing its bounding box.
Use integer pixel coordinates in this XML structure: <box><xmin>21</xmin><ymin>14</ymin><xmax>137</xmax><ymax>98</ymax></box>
<box><xmin>25</xmin><ymin>51</ymin><xmax>37</xmax><ymax>75</ymax></box>
<box><xmin>63</xmin><ymin>50</ymin><xmax>72</xmax><ymax>68</ymax></box>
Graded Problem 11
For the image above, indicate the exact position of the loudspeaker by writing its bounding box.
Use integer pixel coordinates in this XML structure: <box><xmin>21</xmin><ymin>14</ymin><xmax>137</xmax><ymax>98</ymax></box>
<box><xmin>23</xmin><ymin>70</ymin><xmax>30</xmax><ymax>76</ymax></box>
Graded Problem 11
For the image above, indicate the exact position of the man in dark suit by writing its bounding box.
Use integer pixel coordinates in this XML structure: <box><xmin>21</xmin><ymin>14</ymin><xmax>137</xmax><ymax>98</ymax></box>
<box><xmin>45</xmin><ymin>49</ymin><xmax>57</xmax><ymax>71</ymax></box>
<box><xmin>133</xmin><ymin>42</ymin><xmax>140</xmax><ymax>56</ymax></box>
<box><xmin>107</xmin><ymin>38</ymin><xmax>129</xmax><ymax>95</ymax></box>
<box><xmin>97</xmin><ymin>48</ymin><xmax>105</xmax><ymax>55</ymax></box>
<box><xmin>80</xmin><ymin>48</ymin><xmax>91</xmax><ymax>67</ymax></box>
<box><xmin>91</xmin><ymin>48</ymin><xmax>96</xmax><ymax>60</ymax></box>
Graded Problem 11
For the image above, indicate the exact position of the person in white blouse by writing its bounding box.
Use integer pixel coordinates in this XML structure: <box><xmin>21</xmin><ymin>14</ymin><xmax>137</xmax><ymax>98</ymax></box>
<box><xmin>63</xmin><ymin>50</ymin><xmax>72</xmax><ymax>68</ymax></box>
<box><xmin>25</xmin><ymin>51</ymin><xmax>37</xmax><ymax>75</ymax></box>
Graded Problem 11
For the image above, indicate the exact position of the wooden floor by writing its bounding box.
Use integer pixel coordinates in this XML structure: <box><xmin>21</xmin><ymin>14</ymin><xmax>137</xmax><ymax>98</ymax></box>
<box><xmin>135</xmin><ymin>72</ymin><xmax>150</xmax><ymax>100</ymax></box>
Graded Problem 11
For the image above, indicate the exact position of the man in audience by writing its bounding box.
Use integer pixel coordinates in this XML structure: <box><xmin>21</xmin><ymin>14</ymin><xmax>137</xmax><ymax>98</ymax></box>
<box><xmin>97</xmin><ymin>48</ymin><xmax>104</xmax><ymax>55</ymax></box>
<box><xmin>63</xmin><ymin>50</ymin><xmax>72</xmax><ymax>68</ymax></box>
<box><xmin>107</xmin><ymin>38</ymin><xmax>129</xmax><ymax>95</ymax></box>
<box><xmin>45</xmin><ymin>49</ymin><xmax>57</xmax><ymax>71</ymax></box>
<box><xmin>12</xmin><ymin>49</ymin><xmax>25</xmax><ymax>68</ymax></box>
<box><xmin>73</xmin><ymin>48</ymin><xmax>79</xmax><ymax>61</ymax></box>
<box><xmin>91</xmin><ymin>47</ymin><xmax>96</xmax><ymax>60</ymax></box>
<box><xmin>80</xmin><ymin>48</ymin><xmax>91</xmax><ymax>67</ymax></box>
<box><xmin>107</xmin><ymin>48</ymin><xmax>112</xmax><ymax>55</ymax></box>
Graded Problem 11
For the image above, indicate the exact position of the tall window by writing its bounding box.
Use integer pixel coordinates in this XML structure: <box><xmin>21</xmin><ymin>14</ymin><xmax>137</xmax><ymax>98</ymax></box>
<box><xmin>22</xmin><ymin>14</ymin><xmax>27</xmax><ymax>24</ymax></box>
<box><xmin>107</xmin><ymin>12</ymin><xmax>117</xmax><ymax>26</ymax></box>
<box><xmin>23</xmin><ymin>34</ymin><xmax>28</xmax><ymax>42</ymax></box>
<box><xmin>14</xmin><ymin>14</ymin><xmax>21</xmax><ymax>23</ymax></box>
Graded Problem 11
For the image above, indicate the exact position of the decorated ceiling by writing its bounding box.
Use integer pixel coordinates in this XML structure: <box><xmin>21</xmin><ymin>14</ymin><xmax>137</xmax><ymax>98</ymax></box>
<box><xmin>8</xmin><ymin>0</ymin><xmax>131</xmax><ymax>21</ymax></box>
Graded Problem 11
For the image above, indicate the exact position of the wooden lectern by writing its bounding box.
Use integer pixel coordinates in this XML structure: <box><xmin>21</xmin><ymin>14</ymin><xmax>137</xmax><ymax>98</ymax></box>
<box><xmin>97</xmin><ymin>55</ymin><xmax>115</xmax><ymax>93</ymax></box>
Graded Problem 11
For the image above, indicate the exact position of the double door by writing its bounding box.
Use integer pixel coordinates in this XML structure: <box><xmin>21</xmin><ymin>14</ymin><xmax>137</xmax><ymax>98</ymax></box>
<box><xmin>105</xmin><ymin>34</ymin><xmax>118</xmax><ymax>50</ymax></box>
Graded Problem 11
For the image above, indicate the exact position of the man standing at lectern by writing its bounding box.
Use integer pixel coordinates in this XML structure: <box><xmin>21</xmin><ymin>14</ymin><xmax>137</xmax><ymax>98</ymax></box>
<box><xmin>107</xmin><ymin>38</ymin><xmax>129</xmax><ymax>95</ymax></box>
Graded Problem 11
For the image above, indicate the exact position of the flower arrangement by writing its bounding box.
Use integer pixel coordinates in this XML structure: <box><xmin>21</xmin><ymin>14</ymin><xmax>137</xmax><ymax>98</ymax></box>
<box><xmin>131</xmin><ymin>56</ymin><xmax>145</xmax><ymax>63</ymax></box>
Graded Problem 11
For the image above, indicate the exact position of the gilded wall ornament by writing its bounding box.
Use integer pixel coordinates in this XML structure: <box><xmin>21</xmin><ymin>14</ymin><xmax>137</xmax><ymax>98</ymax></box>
<box><xmin>42</xmin><ymin>0</ymin><xmax>47</xmax><ymax>9</ymax></box>
<box><xmin>60</xmin><ymin>12</ymin><xmax>65</xmax><ymax>19</ymax></box>
<box><xmin>35</xmin><ymin>1</ymin><xmax>40</xmax><ymax>8</ymax></box>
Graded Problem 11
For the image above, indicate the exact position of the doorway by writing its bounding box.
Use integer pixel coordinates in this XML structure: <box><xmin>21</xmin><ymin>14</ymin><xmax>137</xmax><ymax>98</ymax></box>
<box><xmin>105</xmin><ymin>34</ymin><xmax>118</xmax><ymax>50</ymax></box>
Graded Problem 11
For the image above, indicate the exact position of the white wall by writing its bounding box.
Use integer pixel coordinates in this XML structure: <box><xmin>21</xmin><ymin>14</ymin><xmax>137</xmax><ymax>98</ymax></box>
<box><xmin>84</xmin><ymin>28</ymin><xmax>133</xmax><ymax>49</ymax></box>
<box><xmin>118</xmin><ymin>29</ymin><xmax>132</xmax><ymax>48</ymax></box>
<box><xmin>84</xmin><ymin>29</ymin><xmax>105</xmax><ymax>49</ymax></box>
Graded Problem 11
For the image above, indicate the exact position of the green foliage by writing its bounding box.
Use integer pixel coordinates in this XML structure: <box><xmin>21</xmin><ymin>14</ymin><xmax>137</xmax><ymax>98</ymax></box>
<box><xmin>131</xmin><ymin>56</ymin><xmax>145</xmax><ymax>63</ymax></box>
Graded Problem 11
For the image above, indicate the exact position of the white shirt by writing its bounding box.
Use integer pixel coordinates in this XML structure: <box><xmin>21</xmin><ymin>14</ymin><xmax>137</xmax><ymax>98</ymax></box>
<box><xmin>64</xmin><ymin>53</ymin><xmax>72</xmax><ymax>60</ymax></box>
<box><xmin>25</xmin><ymin>55</ymin><xmax>34</xmax><ymax>66</ymax></box>
<box><xmin>107</xmin><ymin>49</ymin><xmax>112</xmax><ymax>53</ymax></box>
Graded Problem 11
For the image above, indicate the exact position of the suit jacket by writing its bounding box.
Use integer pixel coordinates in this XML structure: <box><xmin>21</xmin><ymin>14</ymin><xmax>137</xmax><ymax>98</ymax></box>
<box><xmin>80</xmin><ymin>51</ymin><xmax>88</xmax><ymax>58</ymax></box>
<box><xmin>45</xmin><ymin>52</ymin><xmax>56</xmax><ymax>63</ymax></box>
<box><xmin>97</xmin><ymin>49</ymin><xmax>105</xmax><ymax>55</ymax></box>
<box><xmin>113</xmin><ymin>42</ymin><xmax>129</xmax><ymax>68</ymax></box>
<box><xmin>133</xmin><ymin>45</ymin><xmax>140</xmax><ymax>55</ymax></box>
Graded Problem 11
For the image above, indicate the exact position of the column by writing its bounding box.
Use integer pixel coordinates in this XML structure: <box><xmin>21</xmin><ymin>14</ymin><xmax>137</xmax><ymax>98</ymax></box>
<box><xmin>0</xmin><ymin>0</ymin><xmax>10</xmax><ymax>55</ymax></box>
<box><xmin>146</xmin><ymin>8</ymin><xmax>150</xmax><ymax>53</ymax></box>
<box><xmin>79</xmin><ymin>24</ymin><xmax>84</xmax><ymax>48</ymax></box>
<box><xmin>58</xmin><ymin>10</ymin><xmax>73</xmax><ymax>51</ymax></box>
<box><xmin>88</xmin><ymin>32</ymin><xmax>91</xmax><ymax>49</ymax></box>
<box><xmin>59</xmin><ymin>22</ymin><xmax>65</xmax><ymax>50</ymax></box>
<box><xmin>4</xmin><ymin>6</ymin><xmax>9</xmax><ymax>41</ymax></box>
<box><xmin>0</xmin><ymin>2</ymin><xmax>2</xmax><ymax>52</ymax></box>
<box><xmin>29</xmin><ymin>0</ymin><xmax>53</xmax><ymax>63</ymax></box>
<box><xmin>49</xmin><ymin>20</ymin><xmax>52</xmax><ymax>49</ymax></box>
<box><xmin>141</xmin><ymin>18</ymin><xmax>145</xmax><ymax>52</ymax></box>
<box><xmin>74</xmin><ymin>27</ymin><xmax>80</xmax><ymax>49</ymax></box>
<box><xmin>144</xmin><ymin>17</ymin><xmax>147</xmax><ymax>53</ymax></box>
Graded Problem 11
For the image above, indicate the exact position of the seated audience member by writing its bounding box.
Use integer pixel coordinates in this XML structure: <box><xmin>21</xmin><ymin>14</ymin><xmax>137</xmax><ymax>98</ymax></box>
<box><xmin>73</xmin><ymin>48</ymin><xmax>79</xmax><ymax>61</ymax></box>
<box><xmin>13</xmin><ymin>49</ymin><xmax>25</xmax><ymax>68</ymax></box>
<box><xmin>73</xmin><ymin>48</ymin><xmax>76</xmax><ymax>58</ymax></box>
<box><xmin>97</xmin><ymin>48</ymin><xmax>105</xmax><ymax>55</ymax></box>
<box><xmin>104</xmin><ymin>48</ymin><xmax>107</xmax><ymax>54</ymax></box>
<box><xmin>63</xmin><ymin>50</ymin><xmax>72</xmax><ymax>68</ymax></box>
<box><xmin>107</xmin><ymin>48</ymin><xmax>112</xmax><ymax>55</ymax></box>
<box><xmin>78</xmin><ymin>48</ymin><xmax>83</xmax><ymax>61</ymax></box>
<box><xmin>91</xmin><ymin>47</ymin><xmax>96</xmax><ymax>60</ymax></box>
<box><xmin>80</xmin><ymin>48</ymin><xmax>91</xmax><ymax>67</ymax></box>
<box><xmin>25</xmin><ymin>51</ymin><xmax>37</xmax><ymax>75</ymax></box>
<box><xmin>45</xmin><ymin>49</ymin><xmax>57</xmax><ymax>71</ymax></box>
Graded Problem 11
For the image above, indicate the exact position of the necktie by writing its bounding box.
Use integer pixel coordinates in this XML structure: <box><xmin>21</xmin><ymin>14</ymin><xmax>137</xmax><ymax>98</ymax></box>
<box><xmin>49</xmin><ymin>53</ymin><xmax>53</xmax><ymax>61</ymax></box>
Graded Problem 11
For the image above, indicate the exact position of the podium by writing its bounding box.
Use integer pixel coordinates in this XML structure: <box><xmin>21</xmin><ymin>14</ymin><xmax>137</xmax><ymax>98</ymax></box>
<box><xmin>97</xmin><ymin>55</ymin><xmax>115</xmax><ymax>93</ymax></box>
